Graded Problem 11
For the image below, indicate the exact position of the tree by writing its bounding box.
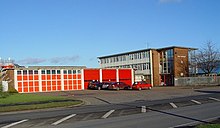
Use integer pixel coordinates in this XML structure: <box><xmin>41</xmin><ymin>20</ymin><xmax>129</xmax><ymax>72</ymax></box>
<box><xmin>193</xmin><ymin>41</ymin><xmax>220</xmax><ymax>75</ymax></box>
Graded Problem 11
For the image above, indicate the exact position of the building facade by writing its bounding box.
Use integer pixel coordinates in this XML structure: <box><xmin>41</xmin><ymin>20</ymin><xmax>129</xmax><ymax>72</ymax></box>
<box><xmin>98</xmin><ymin>46</ymin><xmax>197</xmax><ymax>86</ymax></box>
<box><xmin>1</xmin><ymin>66</ymin><xmax>134</xmax><ymax>93</ymax></box>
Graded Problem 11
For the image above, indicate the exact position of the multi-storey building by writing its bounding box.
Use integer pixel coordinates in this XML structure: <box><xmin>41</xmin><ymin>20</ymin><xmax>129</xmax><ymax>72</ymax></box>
<box><xmin>98</xmin><ymin>46</ymin><xmax>197</xmax><ymax>86</ymax></box>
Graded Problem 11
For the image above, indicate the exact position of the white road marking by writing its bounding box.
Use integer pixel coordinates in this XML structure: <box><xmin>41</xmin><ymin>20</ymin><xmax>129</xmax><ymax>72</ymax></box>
<box><xmin>191</xmin><ymin>100</ymin><xmax>202</xmax><ymax>105</ymax></box>
<box><xmin>52</xmin><ymin>114</ymin><xmax>76</xmax><ymax>125</ymax></box>
<box><xmin>1</xmin><ymin>119</ymin><xmax>28</xmax><ymax>128</ymax></box>
<box><xmin>209</xmin><ymin>97</ymin><xmax>220</xmax><ymax>102</ymax></box>
<box><xmin>141</xmin><ymin>106</ymin><xmax>146</xmax><ymax>113</ymax></box>
<box><xmin>169</xmin><ymin>102</ymin><xmax>178</xmax><ymax>108</ymax></box>
<box><xmin>102</xmin><ymin>110</ymin><xmax>115</xmax><ymax>119</ymax></box>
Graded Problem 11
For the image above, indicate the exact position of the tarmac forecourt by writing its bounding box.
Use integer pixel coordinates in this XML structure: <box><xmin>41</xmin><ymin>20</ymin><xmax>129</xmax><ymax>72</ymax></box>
<box><xmin>0</xmin><ymin>93</ymin><xmax>83</xmax><ymax>112</ymax></box>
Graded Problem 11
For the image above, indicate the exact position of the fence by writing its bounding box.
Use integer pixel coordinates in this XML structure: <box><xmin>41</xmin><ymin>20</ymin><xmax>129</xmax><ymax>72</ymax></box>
<box><xmin>174</xmin><ymin>76</ymin><xmax>220</xmax><ymax>86</ymax></box>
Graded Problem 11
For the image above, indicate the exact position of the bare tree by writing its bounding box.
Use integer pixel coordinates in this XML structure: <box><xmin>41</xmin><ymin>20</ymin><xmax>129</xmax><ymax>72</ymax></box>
<box><xmin>193</xmin><ymin>41</ymin><xmax>220</xmax><ymax>75</ymax></box>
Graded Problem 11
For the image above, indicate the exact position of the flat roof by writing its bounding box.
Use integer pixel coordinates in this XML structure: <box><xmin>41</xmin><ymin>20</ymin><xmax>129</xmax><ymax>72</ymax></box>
<box><xmin>98</xmin><ymin>48</ymin><xmax>154</xmax><ymax>59</ymax></box>
<box><xmin>98</xmin><ymin>46</ymin><xmax>197</xmax><ymax>59</ymax></box>
<box><xmin>15</xmin><ymin>66</ymin><xmax>86</xmax><ymax>70</ymax></box>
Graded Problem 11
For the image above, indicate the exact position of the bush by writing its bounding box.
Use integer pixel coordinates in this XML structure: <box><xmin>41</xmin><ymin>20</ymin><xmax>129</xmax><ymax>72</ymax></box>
<box><xmin>8</xmin><ymin>86</ymin><xmax>18</xmax><ymax>93</ymax></box>
<box><xmin>0</xmin><ymin>83</ymin><xmax>2</xmax><ymax>92</ymax></box>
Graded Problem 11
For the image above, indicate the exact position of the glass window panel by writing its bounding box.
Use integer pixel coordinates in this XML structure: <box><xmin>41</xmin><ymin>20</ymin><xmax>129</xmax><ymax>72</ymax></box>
<box><xmin>17</xmin><ymin>71</ymin><xmax>22</xmax><ymax>74</ymax></box>
<box><xmin>41</xmin><ymin>70</ymin><xmax>45</xmax><ymax>74</ymax></box>
<box><xmin>34</xmin><ymin>70</ymin><xmax>38</xmax><ymax>74</ymax></box>
<box><xmin>47</xmin><ymin>70</ymin><xmax>51</xmax><ymax>74</ymax></box>
<box><xmin>23</xmin><ymin>70</ymin><xmax>27</xmax><ymax>75</ymax></box>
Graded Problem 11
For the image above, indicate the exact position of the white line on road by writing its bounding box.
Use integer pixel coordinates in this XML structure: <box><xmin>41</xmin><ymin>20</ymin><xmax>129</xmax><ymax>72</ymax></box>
<box><xmin>191</xmin><ymin>100</ymin><xmax>202</xmax><ymax>105</ymax></box>
<box><xmin>209</xmin><ymin>97</ymin><xmax>220</xmax><ymax>102</ymax></box>
<box><xmin>1</xmin><ymin>119</ymin><xmax>28</xmax><ymax>128</ymax></box>
<box><xmin>141</xmin><ymin>106</ymin><xmax>146</xmax><ymax>113</ymax></box>
<box><xmin>169</xmin><ymin>102</ymin><xmax>178</xmax><ymax>108</ymax></box>
<box><xmin>102</xmin><ymin>110</ymin><xmax>115</xmax><ymax>119</ymax></box>
<box><xmin>52</xmin><ymin>114</ymin><xmax>76</xmax><ymax>125</ymax></box>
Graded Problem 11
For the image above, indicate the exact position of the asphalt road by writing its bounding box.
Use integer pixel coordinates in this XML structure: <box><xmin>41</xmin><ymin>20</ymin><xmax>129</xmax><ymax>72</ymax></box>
<box><xmin>48</xmin><ymin>102</ymin><xmax>220</xmax><ymax>128</ymax></box>
<box><xmin>1</xmin><ymin>86</ymin><xmax>220</xmax><ymax>128</ymax></box>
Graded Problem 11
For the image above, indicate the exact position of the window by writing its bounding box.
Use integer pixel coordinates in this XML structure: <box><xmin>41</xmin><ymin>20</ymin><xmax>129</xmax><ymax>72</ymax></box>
<box><xmin>73</xmin><ymin>70</ymin><xmax>76</xmax><ymax>74</ymax></box>
<box><xmin>41</xmin><ymin>70</ymin><xmax>45</xmax><ymax>74</ymax></box>
<box><xmin>17</xmin><ymin>71</ymin><xmax>22</xmax><ymax>75</ymax></box>
<box><xmin>143</xmin><ymin>64</ymin><xmax>146</xmax><ymax>70</ymax></box>
<box><xmin>52</xmin><ymin>70</ymin><xmax>56</xmax><ymax>74</ymax></box>
<box><xmin>64</xmin><ymin>70</ymin><xmax>67</xmax><ymax>74</ymax></box>
<box><xmin>146</xmin><ymin>63</ymin><xmax>150</xmax><ymax>70</ymax></box>
<box><xmin>34</xmin><ymin>70</ymin><xmax>38</xmax><ymax>74</ymax></box>
<box><xmin>46</xmin><ymin>70</ymin><xmax>51</xmax><ymax>74</ymax></box>
<box><xmin>28</xmin><ymin>70</ymin><xmax>33</xmax><ymax>74</ymax></box>
<box><xmin>68</xmin><ymin>70</ymin><xmax>72</xmax><ymax>74</ymax></box>
<box><xmin>23</xmin><ymin>70</ymin><xmax>27</xmax><ymax>75</ymax></box>
<box><xmin>77</xmin><ymin>70</ymin><xmax>81</xmax><ymax>74</ymax></box>
<box><xmin>57</xmin><ymin>70</ymin><xmax>61</xmax><ymax>74</ymax></box>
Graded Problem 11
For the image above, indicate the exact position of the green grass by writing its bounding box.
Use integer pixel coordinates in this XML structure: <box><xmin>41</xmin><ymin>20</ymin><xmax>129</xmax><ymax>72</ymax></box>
<box><xmin>0</xmin><ymin>93</ymin><xmax>67</xmax><ymax>104</ymax></box>
<box><xmin>0</xmin><ymin>101</ymin><xmax>82</xmax><ymax>112</ymax></box>
<box><xmin>196</xmin><ymin>124</ymin><xmax>220</xmax><ymax>128</ymax></box>
<box><xmin>0</xmin><ymin>93</ymin><xmax>83</xmax><ymax>112</ymax></box>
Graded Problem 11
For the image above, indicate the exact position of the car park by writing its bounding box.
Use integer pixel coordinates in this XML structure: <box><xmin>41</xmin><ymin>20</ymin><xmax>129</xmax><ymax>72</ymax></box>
<box><xmin>88</xmin><ymin>80</ymin><xmax>103</xmax><ymax>90</ymax></box>
<box><xmin>132</xmin><ymin>81</ymin><xmax>152</xmax><ymax>90</ymax></box>
<box><xmin>107</xmin><ymin>82</ymin><xmax>131</xmax><ymax>90</ymax></box>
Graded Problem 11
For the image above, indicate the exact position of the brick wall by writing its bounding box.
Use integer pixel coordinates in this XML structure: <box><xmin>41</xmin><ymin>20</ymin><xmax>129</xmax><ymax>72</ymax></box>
<box><xmin>152</xmin><ymin>50</ymin><xmax>160</xmax><ymax>86</ymax></box>
<box><xmin>173</xmin><ymin>48</ymin><xmax>189</xmax><ymax>77</ymax></box>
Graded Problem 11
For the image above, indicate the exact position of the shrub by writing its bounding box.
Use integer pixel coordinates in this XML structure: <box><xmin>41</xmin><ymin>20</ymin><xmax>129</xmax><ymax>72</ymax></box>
<box><xmin>8</xmin><ymin>85</ymin><xmax>18</xmax><ymax>93</ymax></box>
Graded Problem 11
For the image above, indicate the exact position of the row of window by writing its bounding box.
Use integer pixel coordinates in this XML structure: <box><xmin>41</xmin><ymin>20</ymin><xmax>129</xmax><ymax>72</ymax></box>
<box><xmin>106</xmin><ymin>63</ymin><xmax>151</xmax><ymax>71</ymax></box>
<box><xmin>17</xmin><ymin>70</ymin><xmax>82</xmax><ymax>75</ymax></box>
<box><xmin>100</xmin><ymin>51</ymin><xmax>150</xmax><ymax>64</ymax></box>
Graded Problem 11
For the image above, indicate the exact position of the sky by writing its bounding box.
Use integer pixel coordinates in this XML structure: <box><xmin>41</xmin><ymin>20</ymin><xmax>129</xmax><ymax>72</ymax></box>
<box><xmin>0</xmin><ymin>0</ymin><xmax>220</xmax><ymax>68</ymax></box>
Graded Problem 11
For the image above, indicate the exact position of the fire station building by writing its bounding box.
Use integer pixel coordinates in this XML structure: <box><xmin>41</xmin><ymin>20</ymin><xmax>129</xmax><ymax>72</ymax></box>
<box><xmin>98</xmin><ymin>46</ymin><xmax>197</xmax><ymax>86</ymax></box>
<box><xmin>1</xmin><ymin>66</ymin><xmax>134</xmax><ymax>93</ymax></box>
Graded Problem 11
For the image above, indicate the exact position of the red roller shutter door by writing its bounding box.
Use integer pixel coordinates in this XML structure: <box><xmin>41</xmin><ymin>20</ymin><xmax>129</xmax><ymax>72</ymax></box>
<box><xmin>84</xmin><ymin>69</ymin><xmax>100</xmax><ymax>89</ymax></box>
<box><xmin>102</xmin><ymin>69</ymin><xmax>116</xmax><ymax>82</ymax></box>
<box><xmin>119</xmin><ymin>69</ymin><xmax>132</xmax><ymax>86</ymax></box>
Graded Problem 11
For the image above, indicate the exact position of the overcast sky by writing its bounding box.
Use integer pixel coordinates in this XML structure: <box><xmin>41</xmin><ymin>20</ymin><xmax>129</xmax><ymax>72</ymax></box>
<box><xmin>0</xmin><ymin>0</ymin><xmax>220</xmax><ymax>67</ymax></box>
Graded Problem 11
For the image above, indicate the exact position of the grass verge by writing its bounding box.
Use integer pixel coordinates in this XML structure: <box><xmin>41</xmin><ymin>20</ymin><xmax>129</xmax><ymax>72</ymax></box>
<box><xmin>0</xmin><ymin>93</ymin><xmax>82</xmax><ymax>112</ymax></box>
<box><xmin>196</xmin><ymin>124</ymin><xmax>220</xmax><ymax>128</ymax></box>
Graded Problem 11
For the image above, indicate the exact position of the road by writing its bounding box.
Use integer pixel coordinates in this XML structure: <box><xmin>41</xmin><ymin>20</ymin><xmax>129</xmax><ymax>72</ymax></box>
<box><xmin>1</xmin><ymin>86</ymin><xmax>220</xmax><ymax>128</ymax></box>
<box><xmin>50</xmin><ymin>102</ymin><xmax>220</xmax><ymax>128</ymax></box>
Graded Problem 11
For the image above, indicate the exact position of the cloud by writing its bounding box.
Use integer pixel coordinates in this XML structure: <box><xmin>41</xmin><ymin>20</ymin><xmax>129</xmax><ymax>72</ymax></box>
<box><xmin>50</xmin><ymin>56</ymin><xmax>80</xmax><ymax>64</ymax></box>
<box><xmin>17</xmin><ymin>58</ymin><xmax>47</xmax><ymax>65</ymax></box>
<box><xmin>16</xmin><ymin>55</ymin><xmax>80</xmax><ymax>65</ymax></box>
<box><xmin>159</xmin><ymin>0</ymin><xmax>182</xmax><ymax>4</ymax></box>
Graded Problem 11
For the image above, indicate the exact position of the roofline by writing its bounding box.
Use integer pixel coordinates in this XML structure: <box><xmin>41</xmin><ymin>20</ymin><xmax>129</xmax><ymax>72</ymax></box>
<box><xmin>15</xmin><ymin>66</ymin><xmax>87</xmax><ymax>70</ymax></box>
<box><xmin>98</xmin><ymin>46</ymin><xmax>197</xmax><ymax>59</ymax></box>
<box><xmin>156</xmin><ymin>46</ymin><xmax>198</xmax><ymax>51</ymax></box>
<box><xmin>98</xmin><ymin>48</ymin><xmax>155</xmax><ymax>59</ymax></box>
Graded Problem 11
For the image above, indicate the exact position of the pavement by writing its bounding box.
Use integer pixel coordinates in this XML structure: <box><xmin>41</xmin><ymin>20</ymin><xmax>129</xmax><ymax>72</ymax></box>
<box><xmin>39</xmin><ymin>86</ymin><xmax>220</xmax><ymax>106</ymax></box>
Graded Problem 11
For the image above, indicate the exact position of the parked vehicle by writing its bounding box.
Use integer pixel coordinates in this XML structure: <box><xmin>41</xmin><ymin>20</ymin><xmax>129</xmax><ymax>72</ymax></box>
<box><xmin>108</xmin><ymin>82</ymin><xmax>131</xmax><ymax>90</ymax></box>
<box><xmin>132</xmin><ymin>81</ymin><xmax>152</xmax><ymax>90</ymax></box>
<box><xmin>101</xmin><ymin>82</ymin><xmax>112</xmax><ymax>89</ymax></box>
<box><xmin>88</xmin><ymin>80</ymin><xmax>103</xmax><ymax>90</ymax></box>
